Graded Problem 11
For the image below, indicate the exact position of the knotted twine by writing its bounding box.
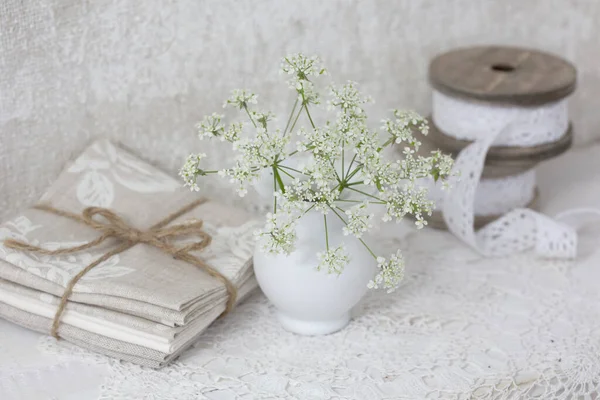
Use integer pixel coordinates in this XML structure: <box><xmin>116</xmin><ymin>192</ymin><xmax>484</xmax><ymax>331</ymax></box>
<box><xmin>3</xmin><ymin>198</ymin><xmax>237</xmax><ymax>339</ymax></box>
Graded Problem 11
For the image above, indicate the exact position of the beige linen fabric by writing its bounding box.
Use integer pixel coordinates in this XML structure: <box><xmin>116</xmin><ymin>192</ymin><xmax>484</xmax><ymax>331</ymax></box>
<box><xmin>0</xmin><ymin>139</ymin><xmax>259</xmax><ymax>367</ymax></box>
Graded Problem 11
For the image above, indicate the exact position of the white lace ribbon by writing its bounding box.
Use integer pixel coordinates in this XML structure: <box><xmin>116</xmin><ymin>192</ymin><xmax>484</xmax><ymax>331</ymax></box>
<box><xmin>434</xmin><ymin>90</ymin><xmax>595</xmax><ymax>258</ymax></box>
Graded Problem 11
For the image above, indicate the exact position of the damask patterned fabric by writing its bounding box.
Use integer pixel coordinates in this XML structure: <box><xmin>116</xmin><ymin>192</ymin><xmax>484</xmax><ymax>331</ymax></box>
<box><xmin>0</xmin><ymin>140</ymin><xmax>259</xmax><ymax>368</ymax></box>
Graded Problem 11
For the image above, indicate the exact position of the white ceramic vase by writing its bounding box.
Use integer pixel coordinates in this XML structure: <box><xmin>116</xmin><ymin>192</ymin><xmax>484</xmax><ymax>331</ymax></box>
<box><xmin>254</xmin><ymin>209</ymin><xmax>376</xmax><ymax>335</ymax></box>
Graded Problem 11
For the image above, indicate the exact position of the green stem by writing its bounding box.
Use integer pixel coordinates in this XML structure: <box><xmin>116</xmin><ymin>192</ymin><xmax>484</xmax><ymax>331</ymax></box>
<box><xmin>341</xmin><ymin>149</ymin><xmax>345</xmax><ymax>181</ymax></box>
<box><xmin>272</xmin><ymin>168</ymin><xmax>277</xmax><ymax>213</ymax></box>
<box><xmin>305</xmin><ymin>105</ymin><xmax>316</xmax><ymax>129</ymax></box>
<box><xmin>302</xmin><ymin>203</ymin><xmax>316</xmax><ymax>216</ymax></box>
<box><xmin>346</xmin><ymin>180</ymin><xmax>364</xmax><ymax>186</ymax></box>
<box><xmin>278</xmin><ymin>165</ymin><xmax>304</xmax><ymax>174</ymax></box>
<box><xmin>347</xmin><ymin>187</ymin><xmax>384</xmax><ymax>202</ymax></box>
<box><xmin>324</xmin><ymin>214</ymin><xmax>329</xmax><ymax>250</ymax></box>
<box><xmin>345</xmin><ymin>154</ymin><xmax>357</xmax><ymax>178</ymax></box>
<box><xmin>329</xmin><ymin>160</ymin><xmax>343</xmax><ymax>184</ymax></box>
<box><xmin>283</xmin><ymin>97</ymin><xmax>299</xmax><ymax>135</ymax></box>
<box><xmin>328</xmin><ymin>206</ymin><xmax>377</xmax><ymax>260</ymax></box>
<box><xmin>358</xmin><ymin>238</ymin><xmax>378</xmax><ymax>260</ymax></box>
<box><xmin>288</xmin><ymin>103</ymin><xmax>304</xmax><ymax>133</ymax></box>
<box><xmin>345</xmin><ymin>165</ymin><xmax>362</xmax><ymax>182</ymax></box>
<box><xmin>276</xmin><ymin>166</ymin><xmax>295</xmax><ymax>179</ymax></box>
<box><xmin>379</xmin><ymin>137</ymin><xmax>394</xmax><ymax>150</ymax></box>
<box><xmin>273</xmin><ymin>166</ymin><xmax>286</xmax><ymax>194</ymax></box>
<box><xmin>244</xmin><ymin>105</ymin><xmax>257</xmax><ymax>128</ymax></box>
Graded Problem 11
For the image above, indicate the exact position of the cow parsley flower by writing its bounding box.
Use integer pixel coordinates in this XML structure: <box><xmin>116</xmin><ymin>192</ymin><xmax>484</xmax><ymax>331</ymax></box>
<box><xmin>343</xmin><ymin>203</ymin><xmax>374</xmax><ymax>238</ymax></box>
<box><xmin>281</xmin><ymin>53</ymin><xmax>326</xmax><ymax>81</ymax></box>
<box><xmin>224</xmin><ymin>89</ymin><xmax>258</xmax><ymax>110</ymax></box>
<box><xmin>223</xmin><ymin>122</ymin><xmax>243</xmax><ymax>143</ymax></box>
<box><xmin>317</xmin><ymin>245</ymin><xmax>350</xmax><ymax>274</ymax></box>
<box><xmin>382</xmin><ymin>183</ymin><xmax>434</xmax><ymax>224</ymax></box>
<box><xmin>179</xmin><ymin>153</ymin><xmax>207</xmax><ymax>191</ymax></box>
<box><xmin>196</xmin><ymin>113</ymin><xmax>225</xmax><ymax>139</ymax></box>
<box><xmin>183</xmin><ymin>53</ymin><xmax>454</xmax><ymax>293</ymax></box>
<box><xmin>296</xmin><ymin>80</ymin><xmax>321</xmax><ymax>106</ymax></box>
<box><xmin>368</xmin><ymin>250</ymin><xmax>405</xmax><ymax>293</ymax></box>
<box><xmin>255</xmin><ymin>212</ymin><xmax>298</xmax><ymax>255</ymax></box>
<box><xmin>219</xmin><ymin>160</ymin><xmax>257</xmax><ymax>197</ymax></box>
<box><xmin>381</xmin><ymin>110</ymin><xmax>428</xmax><ymax>146</ymax></box>
<box><xmin>329</xmin><ymin>81</ymin><xmax>372</xmax><ymax>116</ymax></box>
<box><xmin>251</xmin><ymin>111</ymin><xmax>276</xmax><ymax>129</ymax></box>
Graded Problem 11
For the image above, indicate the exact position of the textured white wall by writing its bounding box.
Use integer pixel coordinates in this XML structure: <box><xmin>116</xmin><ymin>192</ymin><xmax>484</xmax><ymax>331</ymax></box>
<box><xmin>1</xmin><ymin>0</ymin><xmax>599</xmax><ymax>220</ymax></box>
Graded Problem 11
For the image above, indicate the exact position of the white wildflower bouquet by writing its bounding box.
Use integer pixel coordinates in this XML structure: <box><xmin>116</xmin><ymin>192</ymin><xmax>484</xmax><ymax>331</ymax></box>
<box><xmin>181</xmin><ymin>54</ymin><xmax>453</xmax><ymax>292</ymax></box>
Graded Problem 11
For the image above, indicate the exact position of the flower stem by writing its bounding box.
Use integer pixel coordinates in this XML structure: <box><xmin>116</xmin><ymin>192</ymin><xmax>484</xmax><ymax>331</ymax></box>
<box><xmin>345</xmin><ymin>154</ymin><xmax>357</xmax><ymax>178</ymax></box>
<box><xmin>347</xmin><ymin>187</ymin><xmax>384</xmax><ymax>202</ymax></box>
<box><xmin>379</xmin><ymin>137</ymin><xmax>394</xmax><ymax>150</ymax></box>
<box><xmin>278</xmin><ymin>165</ymin><xmax>304</xmax><ymax>174</ymax></box>
<box><xmin>283</xmin><ymin>97</ymin><xmax>299</xmax><ymax>135</ymax></box>
<box><xmin>346</xmin><ymin>180</ymin><xmax>364</xmax><ymax>186</ymax></box>
<box><xmin>341</xmin><ymin>149</ymin><xmax>345</xmax><ymax>181</ymax></box>
<box><xmin>324</xmin><ymin>214</ymin><xmax>329</xmax><ymax>250</ymax></box>
<box><xmin>273</xmin><ymin>166</ymin><xmax>286</xmax><ymax>194</ymax></box>
<box><xmin>305</xmin><ymin>105</ymin><xmax>316</xmax><ymax>129</ymax></box>
<box><xmin>345</xmin><ymin>164</ymin><xmax>363</xmax><ymax>183</ymax></box>
<box><xmin>272</xmin><ymin>167</ymin><xmax>277</xmax><ymax>213</ymax></box>
<box><xmin>276</xmin><ymin>166</ymin><xmax>295</xmax><ymax>179</ymax></box>
<box><xmin>288</xmin><ymin>103</ymin><xmax>304</xmax><ymax>133</ymax></box>
<box><xmin>328</xmin><ymin>206</ymin><xmax>377</xmax><ymax>260</ymax></box>
<box><xmin>358</xmin><ymin>238</ymin><xmax>378</xmax><ymax>260</ymax></box>
<box><xmin>244</xmin><ymin>105</ymin><xmax>257</xmax><ymax>128</ymax></box>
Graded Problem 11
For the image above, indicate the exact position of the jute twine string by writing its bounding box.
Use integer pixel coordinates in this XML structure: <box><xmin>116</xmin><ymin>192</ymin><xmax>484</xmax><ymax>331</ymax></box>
<box><xmin>3</xmin><ymin>198</ymin><xmax>237</xmax><ymax>339</ymax></box>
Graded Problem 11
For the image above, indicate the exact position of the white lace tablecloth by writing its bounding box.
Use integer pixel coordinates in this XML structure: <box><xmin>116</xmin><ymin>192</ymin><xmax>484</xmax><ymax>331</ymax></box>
<box><xmin>2</xmin><ymin>143</ymin><xmax>600</xmax><ymax>400</ymax></box>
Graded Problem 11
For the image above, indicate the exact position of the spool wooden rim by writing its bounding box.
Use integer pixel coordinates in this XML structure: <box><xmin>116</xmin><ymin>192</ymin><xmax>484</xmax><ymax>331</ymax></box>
<box><xmin>424</xmin><ymin>188</ymin><xmax>540</xmax><ymax>231</ymax></box>
<box><xmin>427</xmin><ymin>118</ymin><xmax>573</xmax><ymax>173</ymax></box>
<box><xmin>429</xmin><ymin>46</ymin><xmax>577</xmax><ymax>105</ymax></box>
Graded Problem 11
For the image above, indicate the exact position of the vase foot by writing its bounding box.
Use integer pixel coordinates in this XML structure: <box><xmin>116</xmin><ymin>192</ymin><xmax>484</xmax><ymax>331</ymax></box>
<box><xmin>277</xmin><ymin>312</ymin><xmax>351</xmax><ymax>335</ymax></box>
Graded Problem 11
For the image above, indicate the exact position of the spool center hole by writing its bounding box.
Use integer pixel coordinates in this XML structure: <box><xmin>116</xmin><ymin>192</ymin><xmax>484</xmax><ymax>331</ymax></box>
<box><xmin>491</xmin><ymin>63</ymin><xmax>516</xmax><ymax>72</ymax></box>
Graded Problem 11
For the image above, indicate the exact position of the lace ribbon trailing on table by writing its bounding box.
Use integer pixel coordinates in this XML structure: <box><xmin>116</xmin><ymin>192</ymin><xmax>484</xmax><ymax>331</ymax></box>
<box><xmin>432</xmin><ymin>90</ymin><xmax>600</xmax><ymax>258</ymax></box>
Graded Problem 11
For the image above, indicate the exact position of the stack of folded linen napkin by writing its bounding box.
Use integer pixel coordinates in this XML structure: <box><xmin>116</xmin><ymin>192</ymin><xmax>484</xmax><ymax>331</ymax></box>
<box><xmin>0</xmin><ymin>140</ymin><xmax>259</xmax><ymax>368</ymax></box>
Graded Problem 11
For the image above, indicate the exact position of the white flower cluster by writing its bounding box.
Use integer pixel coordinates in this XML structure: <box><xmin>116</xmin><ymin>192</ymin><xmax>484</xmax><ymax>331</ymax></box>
<box><xmin>381</xmin><ymin>183</ymin><xmax>433</xmax><ymax>227</ymax></box>
<box><xmin>220</xmin><ymin>128</ymin><xmax>291</xmax><ymax>197</ymax></box>
<box><xmin>196</xmin><ymin>113</ymin><xmax>225</xmax><ymax>139</ymax></box>
<box><xmin>343</xmin><ymin>203</ymin><xmax>374</xmax><ymax>239</ymax></box>
<box><xmin>381</xmin><ymin>110</ymin><xmax>428</xmax><ymax>146</ymax></box>
<box><xmin>317</xmin><ymin>245</ymin><xmax>349</xmax><ymax>274</ymax></box>
<box><xmin>179</xmin><ymin>153</ymin><xmax>207</xmax><ymax>192</ymax></box>
<box><xmin>368</xmin><ymin>250</ymin><xmax>405</xmax><ymax>293</ymax></box>
<box><xmin>329</xmin><ymin>81</ymin><xmax>372</xmax><ymax>116</ymax></box>
<box><xmin>223</xmin><ymin>89</ymin><xmax>258</xmax><ymax>110</ymax></box>
<box><xmin>251</xmin><ymin>111</ymin><xmax>275</xmax><ymax>129</ymax></box>
<box><xmin>281</xmin><ymin>54</ymin><xmax>326</xmax><ymax>83</ymax></box>
<box><xmin>254</xmin><ymin>212</ymin><xmax>298</xmax><ymax>255</ymax></box>
<box><xmin>281</xmin><ymin>54</ymin><xmax>326</xmax><ymax>106</ymax></box>
<box><xmin>182</xmin><ymin>53</ymin><xmax>454</xmax><ymax>293</ymax></box>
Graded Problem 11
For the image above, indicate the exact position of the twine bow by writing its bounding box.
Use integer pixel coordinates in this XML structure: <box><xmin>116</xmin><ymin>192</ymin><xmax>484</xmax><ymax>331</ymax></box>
<box><xmin>3</xmin><ymin>198</ymin><xmax>237</xmax><ymax>339</ymax></box>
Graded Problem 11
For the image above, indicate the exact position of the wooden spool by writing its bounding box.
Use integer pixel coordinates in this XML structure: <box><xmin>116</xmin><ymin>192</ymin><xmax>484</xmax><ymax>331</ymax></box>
<box><xmin>412</xmin><ymin>45</ymin><xmax>576</xmax><ymax>230</ymax></box>
<box><xmin>429</xmin><ymin>45</ymin><xmax>576</xmax><ymax>105</ymax></box>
